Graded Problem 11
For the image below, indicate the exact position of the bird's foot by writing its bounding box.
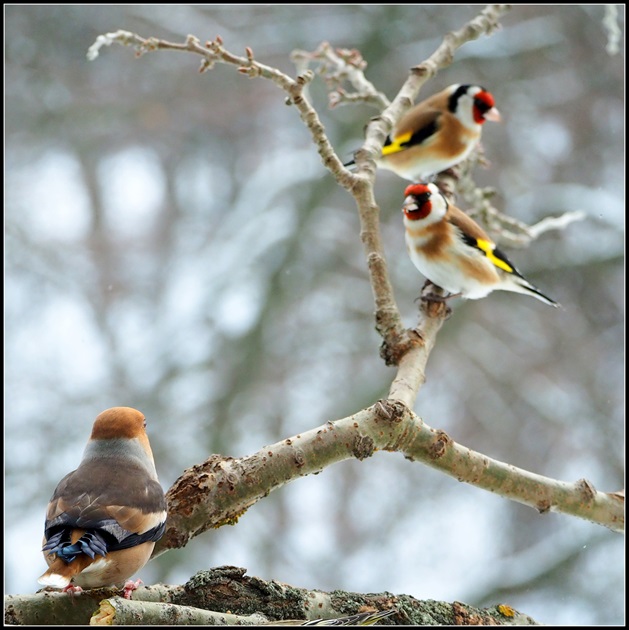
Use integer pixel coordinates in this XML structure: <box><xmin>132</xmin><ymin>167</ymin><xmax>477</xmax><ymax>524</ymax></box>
<box><xmin>421</xmin><ymin>290</ymin><xmax>461</xmax><ymax>303</ymax></box>
<box><xmin>417</xmin><ymin>283</ymin><xmax>457</xmax><ymax>319</ymax></box>
<box><xmin>122</xmin><ymin>578</ymin><xmax>143</xmax><ymax>599</ymax></box>
<box><xmin>62</xmin><ymin>584</ymin><xmax>83</xmax><ymax>596</ymax></box>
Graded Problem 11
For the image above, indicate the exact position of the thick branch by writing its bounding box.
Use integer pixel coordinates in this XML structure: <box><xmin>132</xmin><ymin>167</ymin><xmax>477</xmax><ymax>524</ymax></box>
<box><xmin>7</xmin><ymin>567</ymin><xmax>539</xmax><ymax>626</ymax></box>
<box><xmin>154</xmin><ymin>400</ymin><xmax>622</xmax><ymax>559</ymax></box>
<box><xmin>386</xmin><ymin>297</ymin><xmax>448</xmax><ymax>405</ymax></box>
<box><xmin>90</xmin><ymin>598</ymin><xmax>266</xmax><ymax>626</ymax></box>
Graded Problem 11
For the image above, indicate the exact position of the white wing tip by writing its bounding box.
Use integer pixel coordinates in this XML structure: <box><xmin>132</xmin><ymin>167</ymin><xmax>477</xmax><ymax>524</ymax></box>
<box><xmin>38</xmin><ymin>573</ymin><xmax>71</xmax><ymax>589</ymax></box>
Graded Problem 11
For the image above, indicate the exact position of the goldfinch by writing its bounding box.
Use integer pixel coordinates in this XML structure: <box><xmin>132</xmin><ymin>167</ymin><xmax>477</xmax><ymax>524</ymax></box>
<box><xmin>346</xmin><ymin>84</ymin><xmax>500</xmax><ymax>182</ymax></box>
<box><xmin>38</xmin><ymin>407</ymin><xmax>167</xmax><ymax>598</ymax></box>
<box><xmin>402</xmin><ymin>183</ymin><xmax>559</xmax><ymax>307</ymax></box>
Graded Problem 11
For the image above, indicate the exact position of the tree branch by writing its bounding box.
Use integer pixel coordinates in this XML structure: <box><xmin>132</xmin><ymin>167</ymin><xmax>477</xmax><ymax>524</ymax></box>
<box><xmin>7</xmin><ymin>566</ymin><xmax>540</xmax><ymax>625</ymax></box>
<box><xmin>154</xmin><ymin>399</ymin><xmax>622</xmax><ymax>560</ymax></box>
<box><xmin>290</xmin><ymin>42</ymin><xmax>390</xmax><ymax>110</ymax></box>
<box><xmin>454</xmin><ymin>154</ymin><xmax>587</xmax><ymax>247</ymax></box>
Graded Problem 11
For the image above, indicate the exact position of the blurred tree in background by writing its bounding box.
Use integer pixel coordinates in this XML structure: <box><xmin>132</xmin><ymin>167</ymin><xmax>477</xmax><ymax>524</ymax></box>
<box><xmin>5</xmin><ymin>5</ymin><xmax>624</xmax><ymax>625</ymax></box>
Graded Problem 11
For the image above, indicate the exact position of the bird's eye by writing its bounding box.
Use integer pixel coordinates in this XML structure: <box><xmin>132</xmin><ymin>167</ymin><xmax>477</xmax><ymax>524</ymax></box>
<box><xmin>414</xmin><ymin>192</ymin><xmax>432</xmax><ymax>207</ymax></box>
<box><xmin>474</xmin><ymin>91</ymin><xmax>495</xmax><ymax>114</ymax></box>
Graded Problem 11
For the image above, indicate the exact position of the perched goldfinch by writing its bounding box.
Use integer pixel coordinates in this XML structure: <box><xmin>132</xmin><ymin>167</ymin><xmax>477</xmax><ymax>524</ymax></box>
<box><xmin>402</xmin><ymin>183</ymin><xmax>559</xmax><ymax>307</ymax></box>
<box><xmin>38</xmin><ymin>407</ymin><xmax>167</xmax><ymax>599</ymax></box>
<box><xmin>346</xmin><ymin>84</ymin><xmax>500</xmax><ymax>182</ymax></box>
<box><xmin>266</xmin><ymin>609</ymin><xmax>396</xmax><ymax>626</ymax></box>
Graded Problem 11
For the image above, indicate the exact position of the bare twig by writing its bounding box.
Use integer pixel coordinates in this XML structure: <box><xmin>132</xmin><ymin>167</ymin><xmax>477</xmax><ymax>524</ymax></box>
<box><xmin>455</xmin><ymin>159</ymin><xmax>586</xmax><ymax>247</ymax></box>
<box><xmin>290</xmin><ymin>42</ymin><xmax>389</xmax><ymax>110</ymax></box>
<box><xmin>527</xmin><ymin>211</ymin><xmax>587</xmax><ymax>238</ymax></box>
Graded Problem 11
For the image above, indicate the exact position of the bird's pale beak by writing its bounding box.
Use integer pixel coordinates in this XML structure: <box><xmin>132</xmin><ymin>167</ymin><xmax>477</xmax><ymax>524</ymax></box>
<box><xmin>485</xmin><ymin>107</ymin><xmax>501</xmax><ymax>122</ymax></box>
<box><xmin>402</xmin><ymin>197</ymin><xmax>418</xmax><ymax>213</ymax></box>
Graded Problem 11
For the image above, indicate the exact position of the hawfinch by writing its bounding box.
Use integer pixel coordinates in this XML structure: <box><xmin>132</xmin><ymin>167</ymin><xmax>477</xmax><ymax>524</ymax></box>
<box><xmin>402</xmin><ymin>183</ymin><xmax>559</xmax><ymax>307</ymax></box>
<box><xmin>37</xmin><ymin>407</ymin><xmax>167</xmax><ymax>598</ymax></box>
<box><xmin>346</xmin><ymin>84</ymin><xmax>500</xmax><ymax>182</ymax></box>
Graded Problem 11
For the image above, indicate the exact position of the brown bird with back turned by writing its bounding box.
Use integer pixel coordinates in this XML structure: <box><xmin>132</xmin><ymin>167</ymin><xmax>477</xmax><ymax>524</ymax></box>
<box><xmin>38</xmin><ymin>407</ymin><xmax>167</xmax><ymax>598</ymax></box>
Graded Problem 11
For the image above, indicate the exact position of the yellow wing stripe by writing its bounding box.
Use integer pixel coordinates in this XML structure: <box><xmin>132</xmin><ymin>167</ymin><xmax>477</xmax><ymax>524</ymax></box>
<box><xmin>381</xmin><ymin>131</ymin><xmax>413</xmax><ymax>156</ymax></box>
<box><xmin>475</xmin><ymin>238</ymin><xmax>514</xmax><ymax>273</ymax></box>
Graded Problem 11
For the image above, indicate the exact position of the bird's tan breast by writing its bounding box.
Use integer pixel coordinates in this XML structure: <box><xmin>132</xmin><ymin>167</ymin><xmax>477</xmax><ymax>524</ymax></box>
<box><xmin>407</xmin><ymin>219</ymin><xmax>501</xmax><ymax>286</ymax></box>
<box><xmin>432</xmin><ymin>114</ymin><xmax>479</xmax><ymax>159</ymax></box>
<box><xmin>406</xmin><ymin>221</ymin><xmax>453</xmax><ymax>258</ymax></box>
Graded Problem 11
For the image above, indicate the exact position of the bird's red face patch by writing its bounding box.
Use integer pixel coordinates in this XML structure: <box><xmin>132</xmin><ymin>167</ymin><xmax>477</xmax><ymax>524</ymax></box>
<box><xmin>473</xmin><ymin>90</ymin><xmax>496</xmax><ymax>124</ymax></box>
<box><xmin>404</xmin><ymin>184</ymin><xmax>431</xmax><ymax>198</ymax></box>
<box><xmin>403</xmin><ymin>184</ymin><xmax>432</xmax><ymax>221</ymax></box>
